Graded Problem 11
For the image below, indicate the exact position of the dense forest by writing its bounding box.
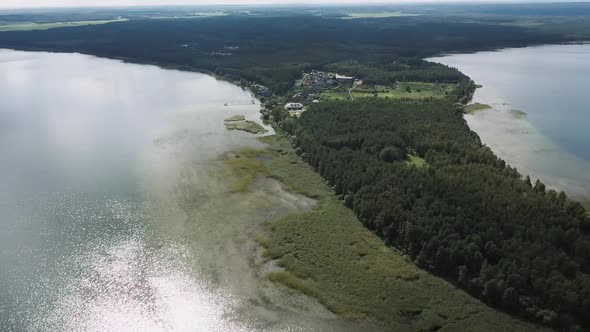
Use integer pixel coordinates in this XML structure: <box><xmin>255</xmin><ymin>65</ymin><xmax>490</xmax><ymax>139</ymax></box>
<box><xmin>324</xmin><ymin>60</ymin><xmax>467</xmax><ymax>85</ymax></box>
<box><xmin>0</xmin><ymin>14</ymin><xmax>569</xmax><ymax>93</ymax></box>
<box><xmin>275</xmin><ymin>99</ymin><xmax>590</xmax><ymax>331</ymax></box>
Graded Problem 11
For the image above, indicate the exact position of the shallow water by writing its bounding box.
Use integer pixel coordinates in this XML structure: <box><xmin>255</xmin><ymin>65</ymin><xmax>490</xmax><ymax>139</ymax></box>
<box><xmin>0</xmin><ymin>50</ymin><xmax>367</xmax><ymax>331</ymax></box>
<box><xmin>428</xmin><ymin>44</ymin><xmax>590</xmax><ymax>199</ymax></box>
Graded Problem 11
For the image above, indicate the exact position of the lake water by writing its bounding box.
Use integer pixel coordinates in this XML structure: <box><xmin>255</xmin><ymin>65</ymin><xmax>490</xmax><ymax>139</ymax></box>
<box><xmin>0</xmin><ymin>50</ymin><xmax>366</xmax><ymax>331</ymax></box>
<box><xmin>429</xmin><ymin>44</ymin><xmax>590</xmax><ymax>200</ymax></box>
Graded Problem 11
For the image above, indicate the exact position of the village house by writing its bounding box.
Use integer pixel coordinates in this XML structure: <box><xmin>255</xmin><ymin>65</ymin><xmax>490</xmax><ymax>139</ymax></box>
<box><xmin>284</xmin><ymin>102</ymin><xmax>304</xmax><ymax>111</ymax></box>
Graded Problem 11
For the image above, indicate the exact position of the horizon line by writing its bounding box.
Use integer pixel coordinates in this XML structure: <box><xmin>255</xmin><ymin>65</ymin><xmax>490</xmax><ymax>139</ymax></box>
<box><xmin>2</xmin><ymin>1</ymin><xmax>590</xmax><ymax>11</ymax></box>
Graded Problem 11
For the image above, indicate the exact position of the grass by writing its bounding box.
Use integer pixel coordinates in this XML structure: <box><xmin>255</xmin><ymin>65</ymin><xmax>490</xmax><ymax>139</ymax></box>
<box><xmin>320</xmin><ymin>82</ymin><xmax>455</xmax><ymax>101</ymax></box>
<box><xmin>224</xmin><ymin>120</ymin><xmax>268</xmax><ymax>134</ymax></box>
<box><xmin>223</xmin><ymin>136</ymin><xmax>325</xmax><ymax>198</ymax></box>
<box><xmin>224</xmin><ymin>148</ymin><xmax>267</xmax><ymax>192</ymax></box>
<box><xmin>342</xmin><ymin>12</ymin><xmax>422</xmax><ymax>19</ymax></box>
<box><xmin>0</xmin><ymin>19</ymin><xmax>127</xmax><ymax>32</ymax></box>
<box><xmin>224</xmin><ymin>115</ymin><xmax>246</xmax><ymax>122</ymax></box>
<box><xmin>583</xmin><ymin>201</ymin><xmax>590</xmax><ymax>213</ymax></box>
<box><xmin>465</xmin><ymin>103</ymin><xmax>493</xmax><ymax>114</ymax></box>
<box><xmin>253</xmin><ymin>134</ymin><xmax>548</xmax><ymax>331</ymax></box>
<box><xmin>407</xmin><ymin>155</ymin><xmax>427</xmax><ymax>168</ymax></box>
<box><xmin>320</xmin><ymin>91</ymin><xmax>351</xmax><ymax>101</ymax></box>
<box><xmin>258</xmin><ymin>135</ymin><xmax>327</xmax><ymax>199</ymax></box>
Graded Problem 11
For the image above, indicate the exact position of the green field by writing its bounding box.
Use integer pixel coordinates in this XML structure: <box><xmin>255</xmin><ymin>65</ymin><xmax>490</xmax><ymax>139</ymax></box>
<box><xmin>320</xmin><ymin>82</ymin><xmax>455</xmax><ymax>101</ymax></box>
<box><xmin>0</xmin><ymin>19</ymin><xmax>127</xmax><ymax>32</ymax></box>
<box><xmin>342</xmin><ymin>12</ymin><xmax>422</xmax><ymax>19</ymax></box>
<box><xmin>238</xmin><ymin>134</ymin><xmax>547</xmax><ymax>331</ymax></box>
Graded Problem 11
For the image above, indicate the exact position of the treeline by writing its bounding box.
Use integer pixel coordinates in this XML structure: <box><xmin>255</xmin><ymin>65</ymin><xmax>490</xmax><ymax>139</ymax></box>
<box><xmin>278</xmin><ymin>99</ymin><xmax>590</xmax><ymax>331</ymax></box>
<box><xmin>324</xmin><ymin>59</ymin><xmax>467</xmax><ymax>85</ymax></box>
<box><xmin>0</xmin><ymin>14</ymin><xmax>567</xmax><ymax>93</ymax></box>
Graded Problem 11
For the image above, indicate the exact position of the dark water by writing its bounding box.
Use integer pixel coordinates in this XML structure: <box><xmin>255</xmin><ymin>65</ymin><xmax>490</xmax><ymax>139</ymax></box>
<box><xmin>429</xmin><ymin>44</ymin><xmax>590</xmax><ymax>199</ymax></box>
<box><xmin>0</xmin><ymin>50</ymin><xmax>365</xmax><ymax>331</ymax></box>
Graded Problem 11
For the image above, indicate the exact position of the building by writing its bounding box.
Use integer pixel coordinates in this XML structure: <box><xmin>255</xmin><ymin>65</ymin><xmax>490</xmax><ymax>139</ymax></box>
<box><xmin>284</xmin><ymin>102</ymin><xmax>304</xmax><ymax>111</ymax></box>
<box><xmin>335</xmin><ymin>74</ymin><xmax>354</xmax><ymax>83</ymax></box>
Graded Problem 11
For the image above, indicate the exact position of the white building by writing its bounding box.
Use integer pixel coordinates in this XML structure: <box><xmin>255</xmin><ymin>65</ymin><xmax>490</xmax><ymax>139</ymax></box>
<box><xmin>335</xmin><ymin>74</ymin><xmax>354</xmax><ymax>83</ymax></box>
<box><xmin>284</xmin><ymin>102</ymin><xmax>304</xmax><ymax>111</ymax></box>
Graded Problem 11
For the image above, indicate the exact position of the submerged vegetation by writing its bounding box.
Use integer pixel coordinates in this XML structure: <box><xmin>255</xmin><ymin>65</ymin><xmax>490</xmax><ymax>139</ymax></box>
<box><xmin>224</xmin><ymin>114</ymin><xmax>246</xmax><ymax>122</ymax></box>
<box><xmin>465</xmin><ymin>103</ymin><xmax>493</xmax><ymax>113</ymax></box>
<box><xmin>224</xmin><ymin>120</ymin><xmax>268</xmax><ymax>134</ymax></box>
<box><xmin>510</xmin><ymin>109</ymin><xmax>528</xmax><ymax>118</ymax></box>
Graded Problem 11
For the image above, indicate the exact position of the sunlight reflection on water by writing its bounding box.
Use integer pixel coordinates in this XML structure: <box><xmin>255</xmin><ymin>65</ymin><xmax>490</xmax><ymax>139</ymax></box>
<box><xmin>26</xmin><ymin>199</ymin><xmax>248</xmax><ymax>332</ymax></box>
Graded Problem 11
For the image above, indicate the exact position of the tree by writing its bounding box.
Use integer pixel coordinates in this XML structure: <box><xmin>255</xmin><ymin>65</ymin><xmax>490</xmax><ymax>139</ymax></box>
<box><xmin>379</xmin><ymin>146</ymin><xmax>404</xmax><ymax>163</ymax></box>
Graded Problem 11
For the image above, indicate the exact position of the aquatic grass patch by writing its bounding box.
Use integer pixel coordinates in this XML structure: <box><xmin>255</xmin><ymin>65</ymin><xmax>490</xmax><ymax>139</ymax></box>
<box><xmin>258</xmin><ymin>136</ymin><xmax>327</xmax><ymax>199</ymax></box>
<box><xmin>223</xmin><ymin>136</ymin><xmax>325</xmax><ymax>197</ymax></box>
<box><xmin>465</xmin><ymin>103</ymin><xmax>492</xmax><ymax>113</ymax></box>
<box><xmin>224</xmin><ymin>149</ymin><xmax>267</xmax><ymax>192</ymax></box>
<box><xmin>225</xmin><ymin>120</ymin><xmax>268</xmax><ymax>134</ymax></box>
<box><xmin>510</xmin><ymin>109</ymin><xmax>528</xmax><ymax>118</ymax></box>
<box><xmin>224</xmin><ymin>115</ymin><xmax>246</xmax><ymax>122</ymax></box>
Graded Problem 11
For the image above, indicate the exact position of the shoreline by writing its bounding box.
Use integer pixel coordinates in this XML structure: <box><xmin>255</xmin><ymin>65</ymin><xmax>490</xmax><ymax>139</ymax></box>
<box><xmin>429</xmin><ymin>40</ymin><xmax>590</xmax><ymax>58</ymax></box>
<box><xmin>463</xmin><ymin>107</ymin><xmax>590</xmax><ymax>201</ymax></box>
<box><xmin>428</xmin><ymin>45</ymin><xmax>590</xmax><ymax>202</ymax></box>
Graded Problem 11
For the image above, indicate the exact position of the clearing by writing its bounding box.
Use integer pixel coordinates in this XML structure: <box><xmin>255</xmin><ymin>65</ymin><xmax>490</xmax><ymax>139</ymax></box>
<box><xmin>321</xmin><ymin>82</ymin><xmax>455</xmax><ymax>101</ymax></box>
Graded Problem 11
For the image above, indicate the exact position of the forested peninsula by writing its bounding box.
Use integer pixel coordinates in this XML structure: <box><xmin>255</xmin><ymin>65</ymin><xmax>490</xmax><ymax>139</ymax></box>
<box><xmin>275</xmin><ymin>99</ymin><xmax>590</xmax><ymax>331</ymax></box>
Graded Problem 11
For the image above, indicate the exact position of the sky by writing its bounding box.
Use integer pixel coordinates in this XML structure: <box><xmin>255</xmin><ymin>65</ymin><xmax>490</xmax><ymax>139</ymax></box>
<box><xmin>1</xmin><ymin>0</ymin><xmax>584</xmax><ymax>9</ymax></box>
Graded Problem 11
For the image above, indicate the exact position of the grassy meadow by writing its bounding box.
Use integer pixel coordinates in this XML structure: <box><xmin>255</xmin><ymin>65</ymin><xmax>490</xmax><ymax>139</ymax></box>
<box><xmin>321</xmin><ymin>82</ymin><xmax>455</xmax><ymax>101</ymax></box>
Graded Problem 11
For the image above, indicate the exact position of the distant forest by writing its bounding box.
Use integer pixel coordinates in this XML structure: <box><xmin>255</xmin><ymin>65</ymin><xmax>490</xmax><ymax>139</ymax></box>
<box><xmin>0</xmin><ymin>14</ymin><xmax>571</xmax><ymax>93</ymax></box>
